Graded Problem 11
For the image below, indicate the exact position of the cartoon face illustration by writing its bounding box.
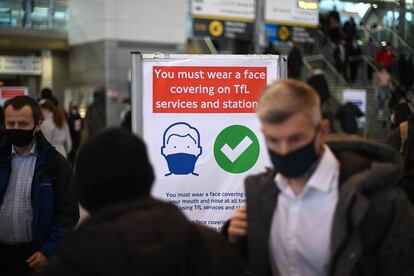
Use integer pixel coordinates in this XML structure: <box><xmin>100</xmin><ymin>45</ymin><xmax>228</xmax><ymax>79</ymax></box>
<box><xmin>161</xmin><ymin>122</ymin><xmax>202</xmax><ymax>176</ymax></box>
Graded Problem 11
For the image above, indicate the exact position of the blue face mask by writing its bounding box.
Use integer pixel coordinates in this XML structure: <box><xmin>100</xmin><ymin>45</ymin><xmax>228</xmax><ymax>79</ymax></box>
<box><xmin>165</xmin><ymin>153</ymin><xmax>199</xmax><ymax>176</ymax></box>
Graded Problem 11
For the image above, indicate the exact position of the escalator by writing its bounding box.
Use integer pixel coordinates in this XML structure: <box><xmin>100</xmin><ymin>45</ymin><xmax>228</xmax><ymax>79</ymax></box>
<box><xmin>303</xmin><ymin>52</ymin><xmax>392</xmax><ymax>141</ymax></box>
<box><xmin>368</xmin><ymin>26</ymin><xmax>414</xmax><ymax>55</ymax></box>
<box><xmin>187</xmin><ymin>37</ymin><xmax>218</xmax><ymax>54</ymax></box>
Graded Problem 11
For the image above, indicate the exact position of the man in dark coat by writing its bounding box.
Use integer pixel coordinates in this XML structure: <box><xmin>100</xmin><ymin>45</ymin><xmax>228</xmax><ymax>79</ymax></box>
<box><xmin>307</xmin><ymin>69</ymin><xmax>331</xmax><ymax>107</ymax></box>
<box><xmin>287</xmin><ymin>42</ymin><xmax>303</xmax><ymax>79</ymax></box>
<box><xmin>345</xmin><ymin>40</ymin><xmax>361</xmax><ymax>83</ymax></box>
<box><xmin>343</xmin><ymin>17</ymin><xmax>357</xmax><ymax>43</ymax></box>
<box><xmin>336</xmin><ymin>101</ymin><xmax>364</xmax><ymax>134</ymax></box>
<box><xmin>225</xmin><ymin>80</ymin><xmax>414</xmax><ymax>276</ymax></box>
<box><xmin>398</xmin><ymin>52</ymin><xmax>414</xmax><ymax>88</ymax></box>
<box><xmin>0</xmin><ymin>96</ymin><xmax>79</xmax><ymax>275</ymax></box>
<box><xmin>85</xmin><ymin>89</ymin><xmax>106</xmax><ymax>137</ymax></box>
<box><xmin>39</xmin><ymin>128</ymin><xmax>245</xmax><ymax>276</ymax></box>
<box><xmin>67</xmin><ymin>102</ymin><xmax>83</xmax><ymax>163</ymax></box>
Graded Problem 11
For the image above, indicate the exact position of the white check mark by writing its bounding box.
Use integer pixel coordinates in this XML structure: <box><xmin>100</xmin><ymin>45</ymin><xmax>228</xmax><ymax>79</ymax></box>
<box><xmin>220</xmin><ymin>136</ymin><xmax>253</xmax><ymax>163</ymax></box>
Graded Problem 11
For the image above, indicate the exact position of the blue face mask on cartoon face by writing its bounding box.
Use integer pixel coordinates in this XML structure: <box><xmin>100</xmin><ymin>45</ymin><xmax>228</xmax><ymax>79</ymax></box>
<box><xmin>165</xmin><ymin>153</ymin><xmax>199</xmax><ymax>175</ymax></box>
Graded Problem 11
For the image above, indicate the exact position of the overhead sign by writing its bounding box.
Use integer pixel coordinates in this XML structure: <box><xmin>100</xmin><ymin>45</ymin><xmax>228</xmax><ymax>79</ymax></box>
<box><xmin>191</xmin><ymin>0</ymin><xmax>255</xmax><ymax>20</ymax></box>
<box><xmin>136</xmin><ymin>54</ymin><xmax>285</xmax><ymax>231</ymax></box>
<box><xmin>193</xmin><ymin>18</ymin><xmax>254</xmax><ymax>41</ymax></box>
<box><xmin>191</xmin><ymin>0</ymin><xmax>255</xmax><ymax>41</ymax></box>
<box><xmin>0</xmin><ymin>56</ymin><xmax>42</xmax><ymax>75</ymax></box>
<box><xmin>265</xmin><ymin>0</ymin><xmax>319</xmax><ymax>27</ymax></box>
<box><xmin>266</xmin><ymin>25</ymin><xmax>316</xmax><ymax>43</ymax></box>
<box><xmin>0</xmin><ymin>87</ymin><xmax>28</xmax><ymax>105</ymax></box>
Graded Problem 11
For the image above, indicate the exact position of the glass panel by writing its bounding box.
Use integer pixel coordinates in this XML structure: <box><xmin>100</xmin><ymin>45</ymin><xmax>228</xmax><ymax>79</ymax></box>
<box><xmin>0</xmin><ymin>0</ymin><xmax>67</xmax><ymax>31</ymax></box>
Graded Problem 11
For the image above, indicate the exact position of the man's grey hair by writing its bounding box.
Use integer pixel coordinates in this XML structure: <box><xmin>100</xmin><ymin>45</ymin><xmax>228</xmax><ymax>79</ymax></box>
<box><xmin>257</xmin><ymin>79</ymin><xmax>321</xmax><ymax>127</ymax></box>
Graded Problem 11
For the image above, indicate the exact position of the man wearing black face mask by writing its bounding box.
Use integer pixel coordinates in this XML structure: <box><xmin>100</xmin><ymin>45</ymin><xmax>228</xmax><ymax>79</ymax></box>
<box><xmin>0</xmin><ymin>96</ymin><xmax>79</xmax><ymax>275</ymax></box>
<box><xmin>225</xmin><ymin>79</ymin><xmax>414</xmax><ymax>276</ymax></box>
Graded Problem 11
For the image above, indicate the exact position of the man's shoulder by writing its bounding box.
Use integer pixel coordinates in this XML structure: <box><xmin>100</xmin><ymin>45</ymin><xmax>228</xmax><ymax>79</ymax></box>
<box><xmin>327</xmin><ymin>137</ymin><xmax>402</xmax><ymax>193</ymax></box>
<box><xmin>43</xmin><ymin>149</ymin><xmax>71</xmax><ymax>169</ymax></box>
<box><xmin>37</xmin><ymin>135</ymin><xmax>71</xmax><ymax>174</ymax></box>
<box><xmin>0</xmin><ymin>135</ymin><xmax>11</xmax><ymax>156</ymax></box>
<box><xmin>0</xmin><ymin>138</ymin><xmax>12</xmax><ymax>172</ymax></box>
<box><xmin>245</xmin><ymin>168</ymin><xmax>273</xmax><ymax>183</ymax></box>
<box><xmin>245</xmin><ymin>168</ymin><xmax>276</xmax><ymax>195</ymax></box>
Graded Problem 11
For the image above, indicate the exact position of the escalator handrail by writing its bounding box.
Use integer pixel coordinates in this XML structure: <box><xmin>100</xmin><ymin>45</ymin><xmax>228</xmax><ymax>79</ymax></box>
<box><xmin>348</xmin><ymin>54</ymin><xmax>400</xmax><ymax>87</ymax></box>
<box><xmin>204</xmin><ymin>36</ymin><xmax>218</xmax><ymax>54</ymax></box>
<box><xmin>304</xmin><ymin>54</ymin><xmax>349</xmax><ymax>85</ymax></box>
<box><xmin>365</xmin><ymin>25</ymin><xmax>414</xmax><ymax>55</ymax></box>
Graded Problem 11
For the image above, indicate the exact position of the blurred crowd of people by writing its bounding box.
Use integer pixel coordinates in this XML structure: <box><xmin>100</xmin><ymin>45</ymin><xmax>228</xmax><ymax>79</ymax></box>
<box><xmin>33</xmin><ymin>87</ymin><xmax>112</xmax><ymax>164</ymax></box>
<box><xmin>1</xmin><ymin>6</ymin><xmax>414</xmax><ymax>274</ymax></box>
<box><xmin>319</xmin><ymin>9</ymin><xmax>362</xmax><ymax>83</ymax></box>
<box><xmin>0</xmin><ymin>86</ymin><xmax>133</xmax><ymax>166</ymax></box>
<box><xmin>0</xmin><ymin>76</ymin><xmax>414</xmax><ymax>276</ymax></box>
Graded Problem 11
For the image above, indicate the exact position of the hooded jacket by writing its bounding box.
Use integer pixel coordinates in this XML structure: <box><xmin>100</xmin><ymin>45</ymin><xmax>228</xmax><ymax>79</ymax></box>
<box><xmin>238</xmin><ymin>136</ymin><xmax>414</xmax><ymax>276</ymax></box>
<box><xmin>38</xmin><ymin>197</ymin><xmax>246</xmax><ymax>276</ymax></box>
<box><xmin>0</xmin><ymin>132</ymin><xmax>79</xmax><ymax>256</ymax></box>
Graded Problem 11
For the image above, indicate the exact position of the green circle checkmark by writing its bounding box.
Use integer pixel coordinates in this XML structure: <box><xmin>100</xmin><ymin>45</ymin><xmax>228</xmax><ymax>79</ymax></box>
<box><xmin>214</xmin><ymin>125</ymin><xmax>260</xmax><ymax>174</ymax></box>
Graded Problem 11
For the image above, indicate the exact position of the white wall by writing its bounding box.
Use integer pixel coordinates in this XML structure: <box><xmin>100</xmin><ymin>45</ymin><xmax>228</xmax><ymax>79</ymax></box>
<box><xmin>69</xmin><ymin>0</ymin><xmax>186</xmax><ymax>45</ymax></box>
<box><xmin>68</xmin><ymin>0</ymin><xmax>106</xmax><ymax>45</ymax></box>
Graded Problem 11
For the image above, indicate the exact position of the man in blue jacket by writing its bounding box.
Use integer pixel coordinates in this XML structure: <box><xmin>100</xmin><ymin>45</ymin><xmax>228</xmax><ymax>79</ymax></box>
<box><xmin>0</xmin><ymin>96</ymin><xmax>79</xmax><ymax>275</ymax></box>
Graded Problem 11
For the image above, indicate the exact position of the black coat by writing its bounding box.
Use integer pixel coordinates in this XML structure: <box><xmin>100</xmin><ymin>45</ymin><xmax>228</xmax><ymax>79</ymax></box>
<box><xmin>288</xmin><ymin>48</ymin><xmax>303</xmax><ymax>79</ymax></box>
<box><xmin>398</xmin><ymin>54</ymin><xmax>414</xmax><ymax>87</ymax></box>
<box><xmin>391</xmin><ymin>102</ymin><xmax>412</xmax><ymax>130</ymax></box>
<box><xmin>336</xmin><ymin>102</ymin><xmax>364</xmax><ymax>134</ymax></box>
<box><xmin>307</xmin><ymin>74</ymin><xmax>331</xmax><ymax>105</ymax></box>
<box><xmin>39</xmin><ymin>197</ymin><xmax>246</xmax><ymax>276</ymax></box>
<box><xmin>343</xmin><ymin>20</ymin><xmax>357</xmax><ymax>42</ymax></box>
<box><xmin>121</xmin><ymin>110</ymin><xmax>132</xmax><ymax>131</ymax></box>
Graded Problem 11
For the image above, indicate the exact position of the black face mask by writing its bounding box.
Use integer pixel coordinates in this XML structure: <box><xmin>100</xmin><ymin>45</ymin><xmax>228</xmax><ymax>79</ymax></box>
<box><xmin>268</xmin><ymin>130</ymin><xmax>320</xmax><ymax>178</ymax></box>
<box><xmin>6</xmin><ymin>126</ymin><xmax>37</xmax><ymax>147</ymax></box>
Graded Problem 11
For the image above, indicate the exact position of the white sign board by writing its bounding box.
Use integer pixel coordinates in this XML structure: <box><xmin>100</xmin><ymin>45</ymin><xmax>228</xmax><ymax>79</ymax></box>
<box><xmin>0</xmin><ymin>87</ymin><xmax>28</xmax><ymax>106</ymax></box>
<box><xmin>191</xmin><ymin>0</ymin><xmax>255</xmax><ymax>20</ymax></box>
<box><xmin>139</xmin><ymin>55</ymin><xmax>283</xmax><ymax>231</ymax></box>
<box><xmin>0</xmin><ymin>56</ymin><xmax>42</xmax><ymax>75</ymax></box>
<box><xmin>265</xmin><ymin>0</ymin><xmax>319</xmax><ymax>27</ymax></box>
<box><xmin>342</xmin><ymin>89</ymin><xmax>367</xmax><ymax>126</ymax></box>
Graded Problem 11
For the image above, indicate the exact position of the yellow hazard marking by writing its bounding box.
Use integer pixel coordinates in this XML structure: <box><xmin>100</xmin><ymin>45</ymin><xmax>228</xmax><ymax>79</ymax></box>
<box><xmin>209</xmin><ymin>21</ymin><xmax>224</xmax><ymax>37</ymax></box>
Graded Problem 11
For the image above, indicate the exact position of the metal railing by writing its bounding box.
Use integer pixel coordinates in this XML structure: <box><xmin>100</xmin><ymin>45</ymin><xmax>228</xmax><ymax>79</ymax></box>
<box><xmin>348</xmin><ymin>54</ymin><xmax>400</xmax><ymax>87</ymax></box>
<box><xmin>365</xmin><ymin>25</ymin><xmax>414</xmax><ymax>56</ymax></box>
<box><xmin>204</xmin><ymin>37</ymin><xmax>218</xmax><ymax>54</ymax></box>
<box><xmin>303</xmin><ymin>54</ymin><xmax>348</xmax><ymax>85</ymax></box>
<box><xmin>190</xmin><ymin>37</ymin><xmax>219</xmax><ymax>54</ymax></box>
<box><xmin>302</xmin><ymin>54</ymin><xmax>349</xmax><ymax>118</ymax></box>
<box><xmin>378</xmin><ymin>26</ymin><xmax>413</xmax><ymax>52</ymax></box>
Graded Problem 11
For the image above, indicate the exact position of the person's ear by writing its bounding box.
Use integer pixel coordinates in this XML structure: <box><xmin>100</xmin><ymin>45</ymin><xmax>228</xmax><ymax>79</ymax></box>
<box><xmin>319</xmin><ymin>119</ymin><xmax>330</xmax><ymax>143</ymax></box>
